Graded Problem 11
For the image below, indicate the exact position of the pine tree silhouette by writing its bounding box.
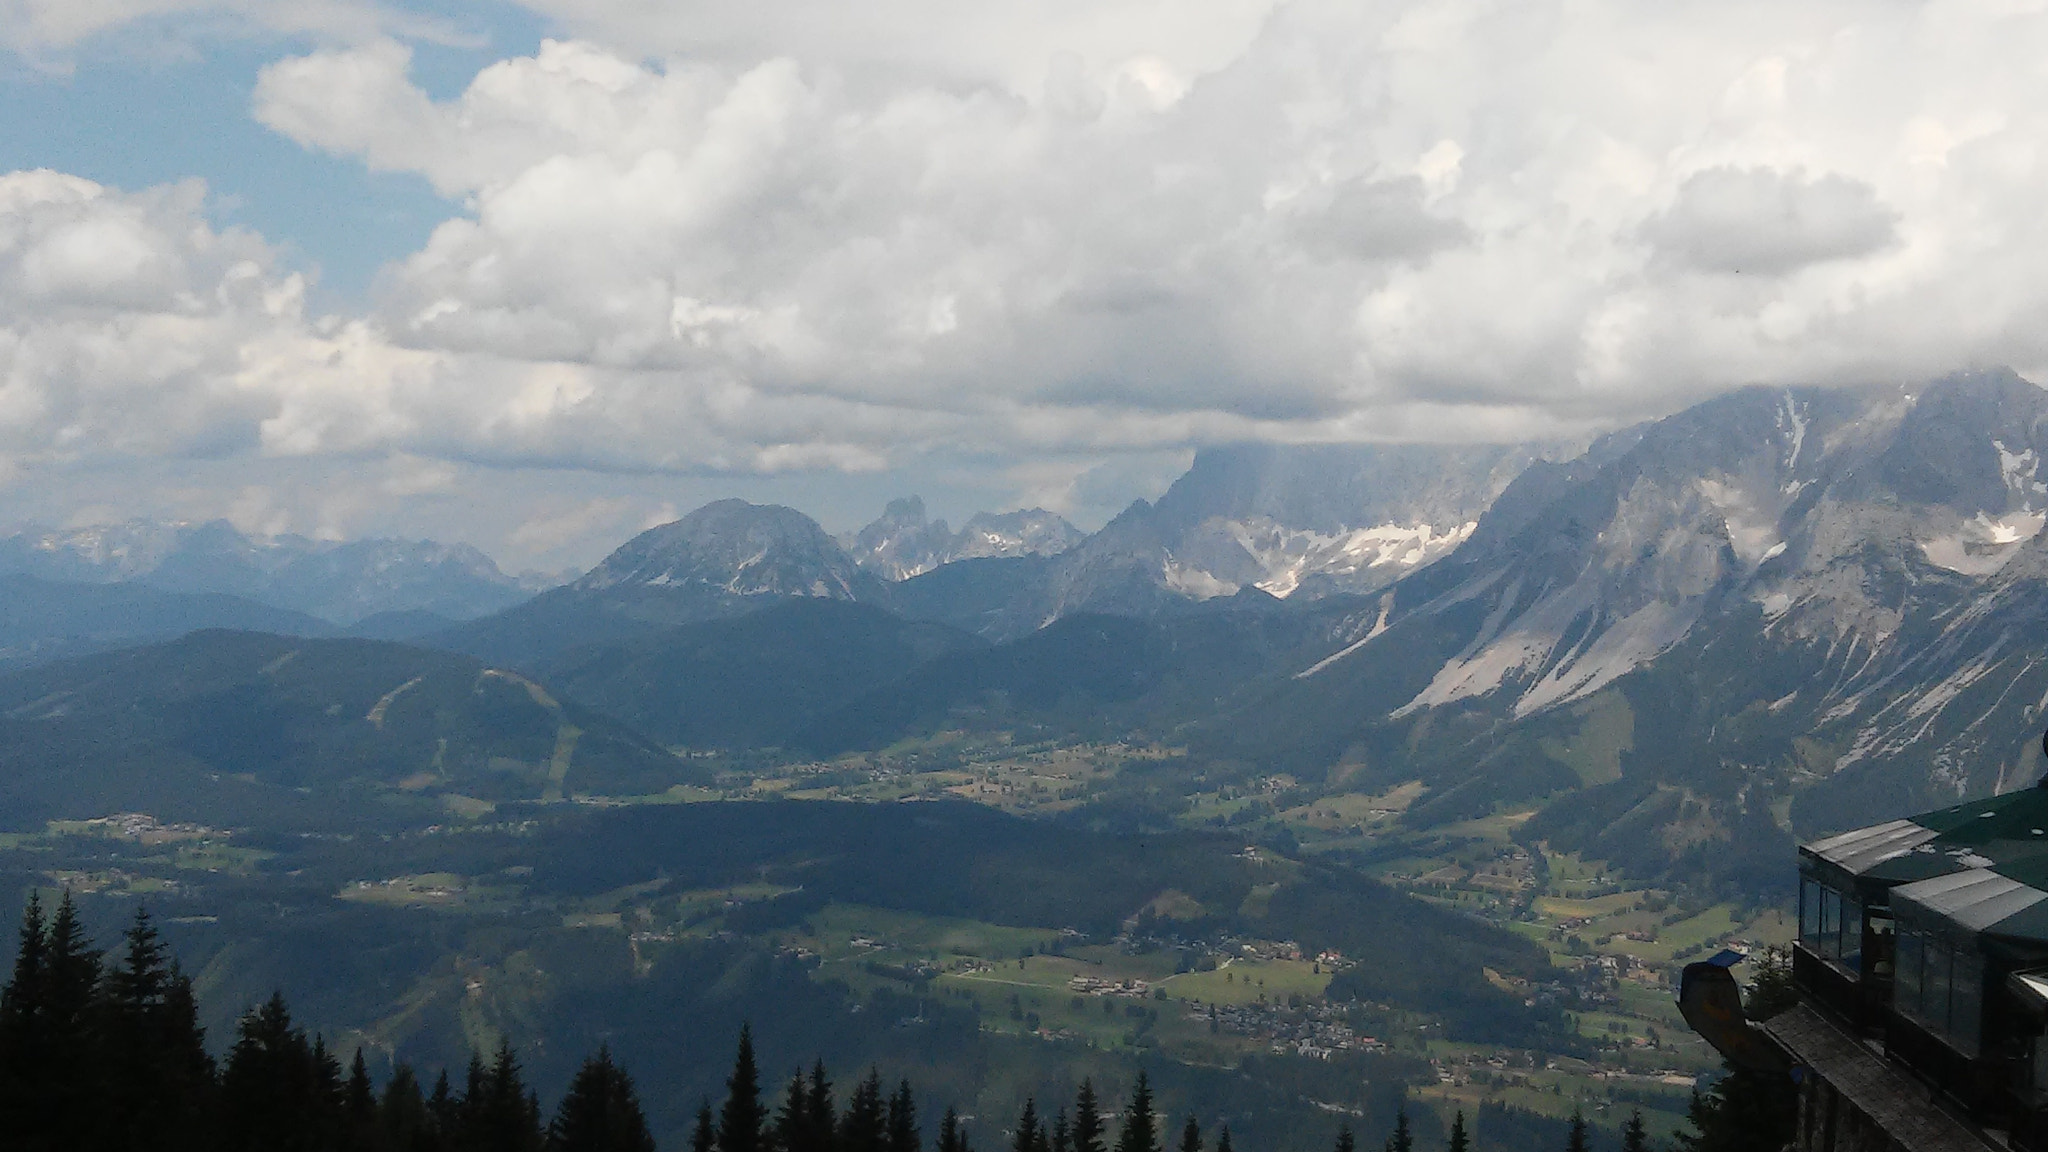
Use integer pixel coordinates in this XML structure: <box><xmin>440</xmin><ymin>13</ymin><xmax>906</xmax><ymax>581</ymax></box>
<box><xmin>691</xmin><ymin>1101</ymin><xmax>717</xmax><ymax>1152</ymax></box>
<box><xmin>343</xmin><ymin>1049</ymin><xmax>379</xmax><ymax>1151</ymax></box>
<box><xmin>1333</xmin><ymin>1124</ymin><xmax>1355</xmax><ymax>1152</ymax></box>
<box><xmin>547</xmin><ymin>1046</ymin><xmax>656</xmax><ymax>1152</ymax></box>
<box><xmin>840</xmin><ymin>1068</ymin><xmax>887</xmax><ymax>1152</ymax></box>
<box><xmin>1620</xmin><ymin>1110</ymin><xmax>1648</xmax><ymax>1152</ymax></box>
<box><xmin>218</xmin><ymin>992</ymin><xmax>341</xmax><ymax>1152</ymax></box>
<box><xmin>380</xmin><ymin>1063</ymin><xmax>437</xmax><ymax>1152</ymax></box>
<box><xmin>1014</xmin><ymin>1097</ymin><xmax>1042</xmax><ymax>1152</ymax></box>
<box><xmin>90</xmin><ymin>906</ymin><xmax>215</xmax><ymax>1152</ymax></box>
<box><xmin>455</xmin><ymin>1041</ymin><xmax>544</xmax><ymax>1152</ymax></box>
<box><xmin>1178</xmin><ymin>1116</ymin><xmax>1201</xmax><ymax>1152</ymax></box>
<box><xmin>806</xmin><ymin>1061</ymin><xmax>837</xmax><ymax>1151</ymax></box>
<box><xmin>887</xmin><ymin>1078</ymin><xmax>920</xmax><ymax>1152</ymax></box>
<box><xmin>718</xmin><ymin>1028</ymin><xmax>768</xmax><ymax>1152</ymax></box>
<box><xmin>0</xmin><ymin>893</ymin><xmax>50</xmax><ymax>1150</ymax></box>
<box><xmin>1113</xmin><ymin>1074</ymin><xmax>1157</xmax><ymax>1152</ymax></box>
<box><xmin>1565</xmin><ymin>1110</ymin><xmax>1590</xmax><ymax>1152</ymax></box>
<box><xmin>776</xmin><ymin>1072</ymin><xmax>813</xmax><ymax>1152</ymax></box>
<box><xmin>1213</xmin><ymin>1127</ymin><xmax>1233</xmax><ymax>1152</ymax></box>
<box><xmin>1050</xmin><ymin>1110</ymin><xmax>1072</xmax><ymax>1152</ymax></box>
<box><xmin>1380</xmin><ymin>1107</ymin><xmax>1412</xmax><ymax>1152</ymax></box>
<box><xmin>937</xmin><ymin>1107</ymin><xmax>967</xmax><ymax>1152</ymax></box>
<box><xmin>1446</xmin><ymin>1111</ymin><xmax>1469</xmax><ymax>1152</ymax></box>
<box><xmin>1071</xmin><ymin>1081</ymin><xmax>1105</xmax><ymax>1152</ymax></box>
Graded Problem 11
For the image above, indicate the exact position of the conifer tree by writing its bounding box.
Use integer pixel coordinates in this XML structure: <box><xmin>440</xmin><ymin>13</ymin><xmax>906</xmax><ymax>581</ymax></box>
<box><xmin>547</xmin><ymin>1046</ymin><xmax>656</xmax><ymax>1152</ymax></box>
<box><xmin>1014</xmin><ymin>1098</ymin><xmax>1042</xmax><ymax>1152</ymax></box>
<box><xmin>888</xmin><ymin>1078</ymin><xmax>920</xmax><ymax>1152</ymax></box>
<box><xmin>381</xmin><ymin>1064</ymin><xmax>437</xmax><ymax>1152</ymax></box>
<box><xmin>1213</xmin><ymin>1128</ymin><xmax>1232</xmax><ymax>1152</ymax></box>
<box><xmin>1620</xmin><ymin>1110</ymin><xmax>1648</xmax><ymax>1152</ymax></box>
<box><xmin>1564</xmin><ymin>1110</ymin><xmax>1590</xmax><ymax>1152</ymax></box>
<box><xmin>430</xmin><ymin>1070</ymin><xmax>462</xmax><ymax>1146</ymax></box>
<box><xmin>1050</xmin><ymin>1110</ymin><xmax>1072</xmax><ymax>1152</ymax></box>
<box><xmin>775</xmin><ymin>1072</ymin><xmax>813</xmax><ymax>1152</ymax></box>
<box><xmin>719</xmin><ymin>1028</ymin><xmax>768</xmax><ymax>1152</ymax></box>
<box><xmin>37</xmin><ymin>893</ymin><xmax>104</xmax><ymax>1149</ymax></box>
<box><xmin>0</xmin><ymin>893</ymin><xmax>49</xmax><ymax>1149</ymax></box>
<box><xmin>219</xmin><ymin>992</ymin><xmax>340</xmax><ymax>1152</ymax></box>
<box><xmin>1333</xmin><ymin>1125</ymin><xmax>1355</xmax><ymax>1152</ymax></box>
<box><xmin>1071</xmin><ymin>1081</ymin><xmax>1105</xmax><ymax>1152</ymax></box>
<box><xmin>1113</xmin><ymin>1074</ymin><xmax>1157</xmax><ymax>1152</ymax></box>
<box><xmin>1446</xmin><ymin>1112</ymin><xmax>1469</xmax><ymax>1152</ymax></box>
<box><xmin>1178</xmin><ymin>1117</ymin><xmax>1200</xmax><ymax>1152</ymax></box>
<box><xmin>453</xmin><ymin>1042</ymin><xmax>543</xmax><ymax>1152</ymax></box>
<box><xmin>841</xmin><ymin>1068</ymin><xmax>887</xmax><ymax>1152</ymax></box>
<box><xmin>937</xmin><ymin>1107</ymin><xmax>966</xmax><ymax>1152</ymax></box>
<box><xmin>1380</xmin><ymin>1107</ymin><xmax>1412</xmax><ymax>1152</ymax></box>
<box><xmin>462</xmin><ymin>1052</ymin><xmax>491</xmax><ymax>1141</ymax></box>
<box><xmin>343</xmin><ymin>1049</ymin><xmax>379</xmax><ymax>1152</ymax></box>
<box><xmin>90</xmin><ymin>906</ymin><xmax>215</xmax><ymax>1152</ymax></box>
<box><xmin>692</xmin><ymin>1102</ymin><xmax>717</xmax><ymax>1152</ymax></box>
<box><xmin>807</xmin><ymin>1061</ymin><xmax>837</xmax><ymax>1148</ymax></box>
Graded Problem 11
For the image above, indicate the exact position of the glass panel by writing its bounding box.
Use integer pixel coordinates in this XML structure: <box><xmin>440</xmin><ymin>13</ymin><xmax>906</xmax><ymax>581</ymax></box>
<box><xmin>1927</xmin><ymin>938</ymin><xmax>1954</xmax><ymax>1034</ymax></box>
<box><xmin>1801</xmin><ymin>878</ymin><xmax>1820</xmax><ymax>948</ymax></box>
<box><xmin>1951</xmin><ymin>947</ymin><xmax>1982</xmax><ymax>1054</ymax></box>
<box><xmin>1840</xmin><ymin>892</ymin><xmax>1864</xmax><ymax>975</ymax></box>
<box><xmin>1895</xmin><ymin>925</ymin><xmax>1922</xmax><ymax>1015</ymax></box>
<box><xmin>1819</xmin><ymin>887</ymin><xmax>1841</xmax><ymax>961</ymax></box>
<box><xmin>1866</xmin><ymin>913</ymin><xmax>1895</xmax><ymax>980</ymax></box>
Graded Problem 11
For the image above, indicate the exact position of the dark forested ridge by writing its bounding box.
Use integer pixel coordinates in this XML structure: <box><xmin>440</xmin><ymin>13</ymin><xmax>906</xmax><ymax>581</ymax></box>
<box><xmin>0</xmin><ymin>629</ymin><xmax>695</xmax><ymax>829</ymax></box>
<box><xmin>0</xmin><ymin>894</ymin><xmax>1621</xmax><ymax>1152</ymax></box>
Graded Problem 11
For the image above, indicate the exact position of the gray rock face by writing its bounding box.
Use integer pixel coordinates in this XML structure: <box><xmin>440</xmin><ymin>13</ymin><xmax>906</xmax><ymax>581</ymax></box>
<box><xmin>1237</xmin><ymin>369</ymin><xmax>2048</xmax><ymax>878</ymax></box>
<box><xmin>844</xmin><ymin>497</ymin><xmax>1083</xmax><ymax>580</ymax></box>
<box><xmin>0</xmin><ymin>520</ymin><xmax>537</xmax><ymax>625</ymax></box>
<box><xmin>577</xmin><ymin>499</ymin><xmax>880</xmax><ymax>600</ymax></box>
<box><xmin>1325</xmin><ymin>370</ymin><xmax>2048</xmax><ymax>721</ymax></box>
<box><xmin>1028</xmin><ymin>441</ymin><xmax>1568</xmax><ymax>625</ymax></box>
<box><xmin>444</xmin><ymin>500</ymin><xmax>897</xmax><ymax>669</ymax></box>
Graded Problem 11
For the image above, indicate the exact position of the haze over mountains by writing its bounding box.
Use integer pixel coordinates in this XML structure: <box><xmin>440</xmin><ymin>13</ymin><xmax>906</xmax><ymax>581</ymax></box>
<box><xmin>414</xmin><ymin>368</ymin><xmax>2048</xmax><ymax>887</ymax></box>
<box><xmin>0</xmin><ymin>519</ymin><xmax>546</xmax><ymax>624</ymax></box>
<box><xmin>8</xmin><ymin>368</ymin><xmax>2048</xmax><ymax>1152</ymax></box>
<box><xmin>10</xmin><ymin>368</ymin><xmax>2048</xmax><ymax>883</ymax></box>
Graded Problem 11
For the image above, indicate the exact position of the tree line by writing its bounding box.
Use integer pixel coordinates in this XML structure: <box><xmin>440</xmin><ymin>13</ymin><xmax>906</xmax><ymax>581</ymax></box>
<box><xmin>0</xmin><ymin>894</ymin><xmax>657</xmax><ymax>1152</ymax></box>
<box><xmin>2</xmin><ymin>893</ymin><xmax>1674</xmax><ymax>1152</ymax></box>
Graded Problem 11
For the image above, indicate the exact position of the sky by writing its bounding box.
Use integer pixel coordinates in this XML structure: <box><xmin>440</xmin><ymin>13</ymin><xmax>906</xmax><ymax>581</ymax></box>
<box><xmin>3</xmin><ymin>0</ymin><xmax>2047</xmax><ymax>573</ymax></box>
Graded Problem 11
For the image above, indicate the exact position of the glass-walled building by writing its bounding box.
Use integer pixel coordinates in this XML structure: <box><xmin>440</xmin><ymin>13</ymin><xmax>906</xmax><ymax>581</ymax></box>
<box><xmin>1772</xmin><ymin>789</ymin><xmax>2048</xmax><ymax>1149</ymax></box>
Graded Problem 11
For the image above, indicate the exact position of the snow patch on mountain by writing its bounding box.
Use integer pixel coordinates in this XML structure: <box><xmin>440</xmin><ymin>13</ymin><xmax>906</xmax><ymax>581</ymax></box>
<box><xmin>1996</xmin><ymin>439</ymin><xmax>2045</xmax><ymax>494</ymax></box>
<box><xmin>1920</xmin><ymin>511</ymin><xmax>2047</xmax><ymax>575</ymax></box>
<box><xmin>1228</xmin><ymin>519</ymin><xmax>1477</xmax><ymax>598</ymax></box>
<box><xmin>1162</xmin><ymin>558</ymin><xmax>1239</xmax><ymax>600</ymax></box>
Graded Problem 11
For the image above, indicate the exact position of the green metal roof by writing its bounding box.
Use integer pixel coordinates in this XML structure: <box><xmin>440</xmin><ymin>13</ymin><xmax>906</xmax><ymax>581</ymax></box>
<box><xmin>1804</xmin><ymin>787</ymin><xmax>2048</xmax><ymax>946</ymax></box>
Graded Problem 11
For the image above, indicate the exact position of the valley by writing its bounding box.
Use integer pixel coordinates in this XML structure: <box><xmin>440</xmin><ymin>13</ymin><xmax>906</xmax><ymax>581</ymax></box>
<box><xmin>6</xmin><ymin>369</ymin><xmax>2048</xmax><ymax>1150</ymax></box>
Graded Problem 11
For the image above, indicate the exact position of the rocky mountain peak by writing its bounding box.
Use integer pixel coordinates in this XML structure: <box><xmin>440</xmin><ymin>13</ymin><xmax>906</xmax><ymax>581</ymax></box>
<box><xmin>845</xmin><ymin>498</ymin><xmax>1081</xmax><ymax>580</ymax></box>
<box><xmin>576</xmin><ymin>499</ymin><xmax>871</xmax><ymax>600</ymax></box>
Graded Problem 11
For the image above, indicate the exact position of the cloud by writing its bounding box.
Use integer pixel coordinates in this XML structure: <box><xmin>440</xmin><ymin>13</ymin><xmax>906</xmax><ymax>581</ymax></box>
<box><xmin>0</xmin><ymin>0</ymin><xmax>461</xmax><ymax>57</ymax></box>
<box><xmin>510</xmin><ymin>0</ymin><xmax>1280</xmax><ymax>97</ymax></box>
<box><xmin>20</xmin><ymin>0</ymin><xmax>2048</xmax><ymax>563</ymax></box>
<box><xmin>0</xmin><ymin>170</ymin><xmax>293</xmax><ymax>465</ymax></box>
<box><xmin>1642</xmin><ymin>167</ymin><xmax>1899</xmax><ymax>275</ymax></box>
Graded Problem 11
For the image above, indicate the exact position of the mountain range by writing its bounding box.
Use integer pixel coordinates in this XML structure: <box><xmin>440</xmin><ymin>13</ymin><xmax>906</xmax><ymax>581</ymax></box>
<box><xmin>12</xmin><ymin>369</ymin><xmax>2048</xmax><ymax>896</ymax></box>
<box><xmin>0</xmin><ymin>519</ymin><xmax>547</xmax><ymax>626</ymax></box>
<box><xmin>423</xmin><ymin>368</ymin><xmax>2048</xmax><ymax>892</ymax></box>
<box><xmin>841</xmin><ymin>497</ymin><xmax>1085</xmax><ymax>579</ymax></box>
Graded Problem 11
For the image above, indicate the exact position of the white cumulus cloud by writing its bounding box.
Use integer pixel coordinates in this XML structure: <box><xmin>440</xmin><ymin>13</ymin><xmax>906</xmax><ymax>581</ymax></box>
<box><xmin>16</xmin><ymin>0</ymin><xmax>2048</xmax><ymax>561</ymax></box>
